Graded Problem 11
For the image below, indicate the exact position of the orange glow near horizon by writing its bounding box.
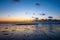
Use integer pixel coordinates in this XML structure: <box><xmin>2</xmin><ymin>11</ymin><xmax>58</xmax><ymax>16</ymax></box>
<box><xmin>0</xmin><ymin>17</ymin><xmax>33</xmax><ymax>22</ymax></box>
<box><xmin>0</xmin><ymin>17</ymin><xmax>60</xmax><ymax>22</ymax></box>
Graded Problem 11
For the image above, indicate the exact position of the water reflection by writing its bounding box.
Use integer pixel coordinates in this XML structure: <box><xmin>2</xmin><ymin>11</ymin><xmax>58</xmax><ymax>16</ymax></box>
<box><xmin>0</xmin><ymin>24</ymin><xmax>60</xmax><ymax>40</ymax></box>
<box><xmin>48</xmin><ymin>24</ymin><xmax>53</xmax><ymax>31</ymax></box>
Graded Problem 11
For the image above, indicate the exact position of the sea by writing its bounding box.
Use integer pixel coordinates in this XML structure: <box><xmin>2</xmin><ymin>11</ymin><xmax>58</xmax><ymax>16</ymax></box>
<box><xmin>0</xmin><ymin>23</ymin><xmax>60</xmax><ymax>40</ymax></box>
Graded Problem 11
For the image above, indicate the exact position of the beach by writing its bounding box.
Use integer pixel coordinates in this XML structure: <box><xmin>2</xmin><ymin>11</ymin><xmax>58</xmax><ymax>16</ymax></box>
<box><xmin>0</xmin><ymin>23</ymin><xmax>60</xmax><ymax>40</ymax></box>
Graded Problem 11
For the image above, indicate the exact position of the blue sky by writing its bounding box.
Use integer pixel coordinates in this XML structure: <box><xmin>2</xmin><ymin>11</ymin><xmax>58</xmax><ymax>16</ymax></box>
<box><xmin>0</xmin><ymin>0</ymin><xmax>60</xmax><ymax>20</ymax></box>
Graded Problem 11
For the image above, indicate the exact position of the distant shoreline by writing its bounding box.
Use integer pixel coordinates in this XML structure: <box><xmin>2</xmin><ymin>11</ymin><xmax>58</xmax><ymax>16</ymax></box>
<box><xmin>0</xmin><ymin>20</ymin><xmax>60</xmax><ymax>25</ymax></box>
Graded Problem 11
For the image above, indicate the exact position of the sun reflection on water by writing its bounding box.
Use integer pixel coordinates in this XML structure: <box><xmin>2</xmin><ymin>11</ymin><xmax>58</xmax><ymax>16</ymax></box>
<box><xmin>0</xmin><ymin>24</ymin><xmax>60</xmax><ymax>40</ymax></box>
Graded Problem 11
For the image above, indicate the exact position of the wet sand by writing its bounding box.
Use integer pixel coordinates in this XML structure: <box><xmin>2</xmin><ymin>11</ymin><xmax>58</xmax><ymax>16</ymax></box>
<box><xmin>0</xmin><ymin>24</ymin><xmax>60</xmax><ymax>40</ymax></box>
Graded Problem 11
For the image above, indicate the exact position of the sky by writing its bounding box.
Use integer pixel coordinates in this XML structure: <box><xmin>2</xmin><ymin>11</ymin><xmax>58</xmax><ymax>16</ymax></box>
<box><xmin>0</xmin><ymin>0</ymin><xmax>60</xmax><ymax>22</ymax></box>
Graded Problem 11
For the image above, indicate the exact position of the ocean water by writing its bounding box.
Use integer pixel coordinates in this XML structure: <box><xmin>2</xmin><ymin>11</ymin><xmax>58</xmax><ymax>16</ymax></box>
<box><xmin>0</xmin><ymin>24</ymin><xmax>60</xmax><ymax>40</ymax></box>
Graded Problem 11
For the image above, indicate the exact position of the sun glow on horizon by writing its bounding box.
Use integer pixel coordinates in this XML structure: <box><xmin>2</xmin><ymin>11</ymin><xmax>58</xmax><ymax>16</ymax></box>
<box><xmin>0</xmin><ymin>17</ymin><xmax>33</xmax><ymax>22</ymax></box>
<box><xmin>0</xmin><ymin>17</ymin><xmax>60</xmax><ymax>22</ymax></box>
